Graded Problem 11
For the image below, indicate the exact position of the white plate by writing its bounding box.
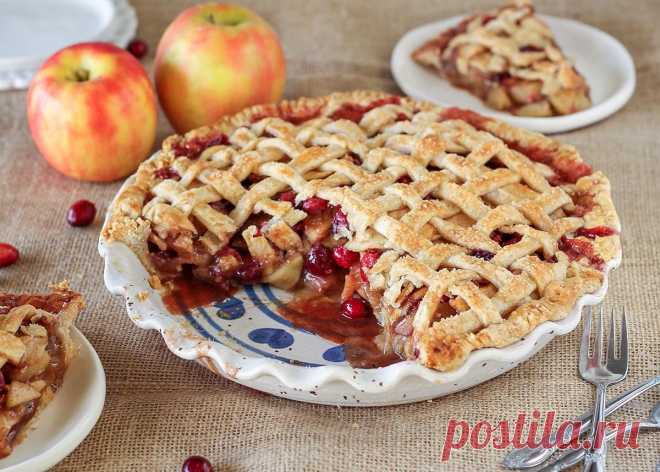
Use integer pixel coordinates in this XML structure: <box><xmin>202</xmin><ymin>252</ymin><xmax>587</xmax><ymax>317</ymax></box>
<box><xmin>99</xmin><ymin>172</ymin><xmax>620</xmax><ymax>407</ymax></box>
<box><xmin>0</xmin><ymin>329</ymin><xmax>106</xmax><ymax>472</ymax></box>
<box><xmin>391</xmin><ymin>15</ymin><xmax>636</xmax><ymax>133</ymax></box>
<box><xmin>0</xmin><ymin>0</ymin><xmax>137</xmax><ymax>90</ymax></box>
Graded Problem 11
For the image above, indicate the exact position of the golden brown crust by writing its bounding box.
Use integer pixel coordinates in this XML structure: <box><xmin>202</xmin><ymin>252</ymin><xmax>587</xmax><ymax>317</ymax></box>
<box><xmin>411</xmin><ymin>0</ymin><xmax>591</xmax><ymax>117</ymax></box>
<box><xmin>102</xmin><ymin>90</ymin><xmax>620</xmax><ymax>372</ymax></box>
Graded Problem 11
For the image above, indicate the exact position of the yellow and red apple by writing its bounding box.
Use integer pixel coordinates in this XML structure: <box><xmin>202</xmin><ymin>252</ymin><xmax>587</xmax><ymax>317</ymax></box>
<box><xmin>155</xmin><ymin>3</ymin><xmax>286</xmax><ymax>133</ymax></box>
<box><xmin>27</xmin><ymin>42</ymin><xmax>157</xmax><ymax>182</ymax></box>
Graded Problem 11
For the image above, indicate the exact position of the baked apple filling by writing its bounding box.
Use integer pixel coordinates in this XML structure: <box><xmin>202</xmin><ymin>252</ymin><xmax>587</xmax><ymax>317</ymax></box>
<box><xmin>0</xmin><ymin>286</ymin><xmax>81</xmax><ymax>458</ymax></box>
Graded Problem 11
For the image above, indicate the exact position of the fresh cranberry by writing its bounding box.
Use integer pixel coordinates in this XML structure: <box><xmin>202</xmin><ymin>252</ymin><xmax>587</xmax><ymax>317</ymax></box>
<box><xmin>182</xmin><ymin>456</ymin><xmax>214</xmax><ymax>472</ymax></box>
<box><xmin>127</xmin><ymin>39</ymin><xmax>148</xmax><ymax>59</ymax></box>
<box><xmin>304</xmin><ymin>244</ymin><xmax>335</xmax><ymax>276</ymax></box>
<box><xmin>0</xmin><ymin>243</ymin><xmax>19</xmax><ymax>268</ymax></box>
<box><xmin>575</xmin><ymin>226</ymin><xmax>618</xmax><ymax>239</ymax></box>
<box><xmin>154</xmin><ymin>167</ymin><xmax>180</xmax><ymax>180</ymax></box>
<box><xmin>332</xmin><ymin>246</ymin><xmax>359</xmax><ymax>269</ymax></box>
<box><xmin>66</xmin><ymin>200</ymin><xmax>96</xmax><ymax>227</ymax></box>
<box><xmin>341</xmin><ymin>297</ymin><xmax>370</xmax><ymax>320</ymax></box>
<box><xmin>301</xmin><ymin>197</ymin><xmax>328</xmax><ymax>215</ymax></box>
<box><xmin>469</xmin><ymin>249</ymin><xmax>495</xmax><ymax>261</ymax></box>
<box><xmin>234</xmin><ymin>258</ymin><xmax>262</xmax><ymax>284</ymax></box>
<box><xmin>278</xmin><ymin>190</ymin><xmax>296</xmax><ymax>203</ymax></box>
<box><xmin>359</xmin><ymin>249</ymin><xmax>381</xmax><ymax>282</ymax></box>
<box><xmin>331</xmin><ymin>208</ymin><xmax>349</xmax><ymax>234</ymax></box>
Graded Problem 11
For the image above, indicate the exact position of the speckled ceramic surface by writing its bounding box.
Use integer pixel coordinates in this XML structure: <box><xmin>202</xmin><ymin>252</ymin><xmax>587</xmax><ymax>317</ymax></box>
<box><xmin>99</xmin><ymin>175</ymin><xmax>620</xmax><ymax>406</ymax></box>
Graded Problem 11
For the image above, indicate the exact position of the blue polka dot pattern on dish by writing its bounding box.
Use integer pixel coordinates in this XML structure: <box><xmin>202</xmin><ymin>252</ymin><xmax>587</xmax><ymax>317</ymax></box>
<box><xmin>248</xmin><ymin>328</ymin><xmax>294</xmax><ymax>349</ymax></box>
<box><xmin>213</xmin><ymin>297</ymin><xmax>245</xmax><ymax>320</ymax></box>
<box><xmin>322</xmin><ymin>345</ymin><xmax>346</xmax><ymax>363</ymax></box>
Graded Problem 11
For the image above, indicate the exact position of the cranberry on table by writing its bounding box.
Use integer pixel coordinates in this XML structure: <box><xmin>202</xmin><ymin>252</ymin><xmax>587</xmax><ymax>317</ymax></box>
<box><xmin>127</xmin><ymin>39</ymin><xmax>148</xmax><ymax>59</ymax></box>
<box><xmin>304</xmin><ymin>244</ymin><xmax>335</xmax><ymax>276</ymax></box>
<box><xmin>341</xmin><ymin>297</ymin><xmax>369</xmax><ymax>320</ymax></box>
<box><xmin>182</xmin><ymin>455</ymin><xmax>214</xmax><ymax>472</ymax></box>
<box><xmin>331</xmin><ymin>245</ymin><xmax>359</xmax><ymax>269</ymax></box>
<box><xmin>0</xmin><ymin>243</ymin><xmax>19</xmax><ymax>268</ymax></box>
<box><xmin>67</xmin><ymin>200</ymin><xmax>97</xmax><ymax>227</ymax></box>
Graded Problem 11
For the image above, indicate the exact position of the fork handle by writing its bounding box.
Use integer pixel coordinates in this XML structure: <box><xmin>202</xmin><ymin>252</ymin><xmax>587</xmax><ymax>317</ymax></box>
<box><xmin>583</xmin><ymin>383</ymin><xmax>608</xmax><ymax>472</ymax></box>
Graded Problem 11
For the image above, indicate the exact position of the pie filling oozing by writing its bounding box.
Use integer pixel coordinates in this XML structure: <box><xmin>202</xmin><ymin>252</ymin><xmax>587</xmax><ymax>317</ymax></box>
<box><xmin>0</xmin><ymin>286</ymin><xmax>81</xmax><ymax>458</ymax></box>
<box><xmin>104</xmin><ymin>91</ymin><xmax>620</xmax><ymax>371</ymax></box>
<box><xmin>411</xmin><ymin>0</ymin><xmax>591</xmax><ymax>117</ymax></box>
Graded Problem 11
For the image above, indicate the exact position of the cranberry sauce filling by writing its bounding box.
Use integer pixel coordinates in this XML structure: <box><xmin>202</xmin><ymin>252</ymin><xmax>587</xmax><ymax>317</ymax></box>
<box><xmin>154</xmin><ymin>167</ymin><xmax>181</xmax><ymax>180</ymax></box>
<box><xmin>558</xmin><ymin>236</ymin><xmax>605</xmax><ymax>271</ymax></box>
<box><xmin>329</xmin><ymin>96</ymin><xmax>401</xmax><ymax>123</ymax></box>
<box><xmin>575</xmin><ymin>226</ymin><xmax>618</xmax><ymax>239</ymax></box>
<box><xmin>171</xmin><ymin>133</ymin><xmax>229</xmax><ymax>159</ymax></box>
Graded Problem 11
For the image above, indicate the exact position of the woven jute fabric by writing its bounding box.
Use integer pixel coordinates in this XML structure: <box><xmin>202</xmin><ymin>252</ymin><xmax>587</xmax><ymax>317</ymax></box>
<box><xmin>1</xmin><ymin>0</ymin><xmax>659</xmax><ymax>470</ymax></box>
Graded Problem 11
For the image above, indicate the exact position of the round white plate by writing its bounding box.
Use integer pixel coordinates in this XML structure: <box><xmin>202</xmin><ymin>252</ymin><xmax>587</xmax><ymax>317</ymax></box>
<box><xmin>0</xmin><ymin>0</ymin><xmax>137</xmax><ymax>90</ymax></box>
<box><xmin>99</xmin><ymin>174</ymin><xmax>620</xmax><ymax>407</ymax></box>
<box><xmin>0</xmin><ymin>329</ymin><xmax>106</xmax><ymax>472</ymax></box>
<box><xmin>391</xmin><ymin>15</ymin><xmax>636</xmax><ymax>134</ymax></box>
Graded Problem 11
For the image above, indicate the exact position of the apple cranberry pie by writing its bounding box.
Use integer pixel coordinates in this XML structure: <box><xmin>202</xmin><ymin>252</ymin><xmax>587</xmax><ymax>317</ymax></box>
<box><xmin>412</xmin><ymin>0</ymin><xmax>591</xmax><ymax>117</ymax></box>
<box><xmin>103</xmin><ymin>90</ymin><xmax>620</xmax><ymax>371</ymax></box>
<box><xmin>0</xmin><ymin>283</ymin><xmax>83</xmax><ymax>458</ymax></box>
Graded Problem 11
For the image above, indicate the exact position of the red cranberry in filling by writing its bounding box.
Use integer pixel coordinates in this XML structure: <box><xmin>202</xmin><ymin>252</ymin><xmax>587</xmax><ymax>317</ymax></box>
<box><xmin>341</xmin><ymin>297</ymin><xmax>370</xmax><ymax>320</ymax></box>
<box><xmin>331</xmin><ymin>246</ymin><xmax>359</xmax><ymax>269</ymax></box>
<box><xmin>154</xmin><ymin>167</ymin><xmax>180</xmax><ymax>180</ymax></box>
<box><xmin>278</xmin><ymin>190</ymin><xmax>296</xmax><ymax>203</ymax></box>
<box><xmin>469</xmin><ymin>249</ymin><xmax>495</xmax><ymax>261</ymax></box>
<box><xmin>304</xmin><ymin>244</ymin><xmax>335</xmax><ymax>276</ymax></box>
<box><xmin>209</xmin><ymin>200</ymin><xmax>233</xmax><ymax>213</ymax></box>
<box><xmin>397</xmin><ymin>175</ymin><xmax>413</xmax><ymax>184</ymax></box>
<box><xmin>182</xmin><ymin>456</ymin><xmax>214</xmax><ymax>472</ymax></box>
<box><xmin>66</xmin><ymin>200</ymin><xmax>96</xmax><ymax>227</ymax></box>
<box><xmin>519</xmin><ymin>44</ymin><xmax>544</xmax><ymax>53</ymax></box>
<box><xmin>331</xmin><ymin>208</ymin><xmax>349</xmax><ymax>234</ymax></box>
<box><xmin>234</xmin><ymin>258</ymin><xmax>262</xmax><ymax>284</ymax></box>
<box><xmin>359</xmin><ymin>249</ymin><xmax>382</xmax><ymax>282</ymax></box>
<box><xmin>575</xmin><ymin>226</ymin><xmax>617</xmax><ymax>239</ymax></box>
<box><xmin>127</xmin><ymin>39</ymin><xmax>148</xmax><ymax>59</ymax></box>
<box><xmin>0</xmin><ymin>243</ymin><xmax>19</xmax><ymax>268</ymax></box>
<box><xmin>300</xmin><ymin>197</ymin><xmax>328</xmax><ymax>215</ymax></box>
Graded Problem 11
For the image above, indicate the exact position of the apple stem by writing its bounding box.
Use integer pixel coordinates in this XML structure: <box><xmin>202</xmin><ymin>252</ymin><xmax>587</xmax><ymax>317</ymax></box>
<box><xmin>72</xmin><ymin>69</ymin><xmax>90</xmax><ymax>82</ymax></box>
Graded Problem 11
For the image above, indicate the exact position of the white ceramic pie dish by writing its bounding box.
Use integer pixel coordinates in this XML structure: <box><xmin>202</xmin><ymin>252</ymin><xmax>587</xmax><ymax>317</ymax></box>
<box><xmin>0</xmin><ymin>0</ymin><xmax>137</xmax><ymax>90</ymax></box>
<box><xmin>0</xmin><ymin>329</ymin><xmax>106</xmax><ymax>472</ymax></box>
<box><xmin>99</xmin><ymin>175</ymin><xmax>621</xmax><ymax>406</ymax></box>
<box><xmin>391</xmin><ymin>15</ymin><xmax>636</xmax><ymax>134</ymax></box>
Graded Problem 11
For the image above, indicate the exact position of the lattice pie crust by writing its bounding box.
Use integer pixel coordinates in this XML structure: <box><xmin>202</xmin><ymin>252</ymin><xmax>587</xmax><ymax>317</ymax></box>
<box><xmin>412</xmin><ymin>0</ymin><xmax>591</xmax><ymax>117</ymax></box>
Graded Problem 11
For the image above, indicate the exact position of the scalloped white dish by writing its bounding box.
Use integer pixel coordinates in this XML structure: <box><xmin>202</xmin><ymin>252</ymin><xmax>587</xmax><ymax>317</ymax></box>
<box><xmin>100</xmin><ymin>177</ymin><xmax>620</xmax><ymax>406</ymax></box>
<box><xmin>391</xmin><ymin>15</ymin><xmax>636</xmax><ymax>134</ymax></box>
<box><xmin>0</xmin><ymin>0</ymin><xmax>137</xmax><ymax>90</ymax></box>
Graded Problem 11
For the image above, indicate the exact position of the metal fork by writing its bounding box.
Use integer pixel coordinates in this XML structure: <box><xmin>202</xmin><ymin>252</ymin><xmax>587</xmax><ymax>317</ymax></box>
<box><xmin>578</xmin><ymin>306</ymin><xmax>628</xmax><ymax>472</ymax></box>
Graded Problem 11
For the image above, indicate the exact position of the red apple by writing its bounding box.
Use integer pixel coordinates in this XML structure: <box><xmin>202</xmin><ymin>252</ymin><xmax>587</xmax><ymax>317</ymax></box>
<box><xmin>155</xmin><ymin>3</ymin><xmax>286</xmax><ymax>133</ymax></box>
<box><xmin>27</xmin><ymin>42</ymin><xmax>157</xmax><ymax>182</ymax></box>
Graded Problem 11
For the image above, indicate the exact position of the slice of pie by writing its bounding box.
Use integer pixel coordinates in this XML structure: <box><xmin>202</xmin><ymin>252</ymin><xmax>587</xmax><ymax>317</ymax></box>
<box><xmin>0</xmin><ymin>282</ymin><xmax>83</xmax><ymax>458</ymax></box>
<box><xmin>103</xmin><ymin>90</ymin><xmax>620</xmax><ymax>372</ymax></box>
<box><xmin>412</xmin><ymin>0</ymin><xmax>591</xmax><ymax>117</ymax></box>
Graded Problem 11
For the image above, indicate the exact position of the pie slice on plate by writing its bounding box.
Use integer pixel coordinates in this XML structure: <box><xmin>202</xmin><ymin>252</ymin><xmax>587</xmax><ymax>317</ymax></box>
<box><xmin>103</xmin><ymin>90</ymin><xmax>620</xmax><ymax>372</ymax></box>
<box><xmin>412</xmin><ymin>0</ymin><xmax>591</xmax><ymax>117</ymax></box>
<box><xmin>0</xmin><ymin>282</ymin><xmax>83</xmax><ymax>458</ymax></box>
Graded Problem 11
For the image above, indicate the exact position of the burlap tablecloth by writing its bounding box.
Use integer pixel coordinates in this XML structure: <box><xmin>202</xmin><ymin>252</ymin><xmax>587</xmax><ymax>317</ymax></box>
<box><xmin>1</xmin><ymin>0</ymin><xmax>659</xmax><ymax>470</ymax></box>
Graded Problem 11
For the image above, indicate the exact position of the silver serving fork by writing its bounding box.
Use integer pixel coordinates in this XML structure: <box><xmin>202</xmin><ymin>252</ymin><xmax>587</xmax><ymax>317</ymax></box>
<box><xmin>578</xmin><ymin>306</ymin><xmax>629</xmax><ymax>471</ymax></box>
